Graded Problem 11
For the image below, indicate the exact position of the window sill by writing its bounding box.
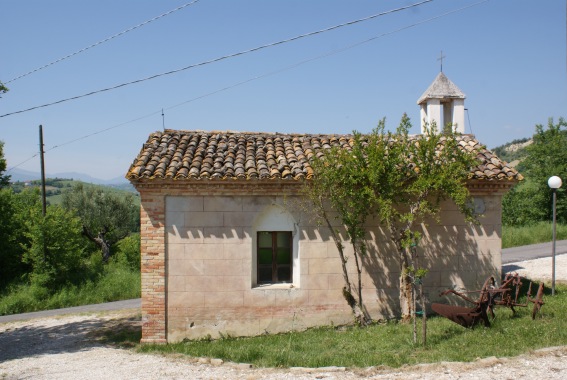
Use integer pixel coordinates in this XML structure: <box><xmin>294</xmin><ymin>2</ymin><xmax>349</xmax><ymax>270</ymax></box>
<box><xmin>252</xmin><ymin>283</ymin><xmax>296</xmax><ymax>290</ymax></box>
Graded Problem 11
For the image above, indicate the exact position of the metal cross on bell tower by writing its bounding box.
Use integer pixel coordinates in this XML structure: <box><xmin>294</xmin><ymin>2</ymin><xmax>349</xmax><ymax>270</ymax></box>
<box><xmin>437</xmin><ymin>50</ymin><xmax>446</xmax><ymax>72</ymax></box>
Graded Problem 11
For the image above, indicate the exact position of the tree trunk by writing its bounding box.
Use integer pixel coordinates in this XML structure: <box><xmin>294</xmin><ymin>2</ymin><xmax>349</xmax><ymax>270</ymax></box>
<box><xmin>352</xmin><ymin>240</ymin><xmax>372</xmax><ymax>325</ymax></box>
<box><xmin>419</xmin><ymin>280</ymin><xmax>427</xmax><ymax>346</ymax></box>
<box><xmin>399</xmin><ymin>248</ymin><xmax>413</xmax><ymax>323</ymax></box>
<box><xmin>412</xmin><ymin>279</ymin><xmax>417</xmax><ymax>344</ymax></box>
<box><xmin>322</xmin><ymin>214</ymin><xmax>371</xmax><ymax>326</ymax></box>
<box><xmin>399</xmin><ymin>272</ymin><xmax>413</xmax><ymax>322</ymax></box>
<box><xmin>391</xmin><ymin>223</ymin><xmax>416</xmax><ymax>323</ymax></box>
<box><xmin>82</xmin><ymin>226</ymin><xmax>113</xmax><ymax>262</ymax></box>
<box><xmin>100</xmin><ymin>239</ymin><xmax>112</xmax><ymax>262</ymax></box>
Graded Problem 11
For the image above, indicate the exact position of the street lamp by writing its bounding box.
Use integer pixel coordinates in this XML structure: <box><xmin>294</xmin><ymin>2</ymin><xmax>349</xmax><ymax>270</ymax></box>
<box><xmin>548</xmin><ymin>176</ymin><xmax>562</xmax><ymax>296</ymax></box>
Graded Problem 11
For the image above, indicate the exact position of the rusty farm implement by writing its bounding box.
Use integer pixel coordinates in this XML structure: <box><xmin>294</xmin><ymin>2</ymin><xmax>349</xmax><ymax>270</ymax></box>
<box><xmin>431</xmin><ymin>273</ymin><xmax>545</xmax><ymax>327</ymax></box>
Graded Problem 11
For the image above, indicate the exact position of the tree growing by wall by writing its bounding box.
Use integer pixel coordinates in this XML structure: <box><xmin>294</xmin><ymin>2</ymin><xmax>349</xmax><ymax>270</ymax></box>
<box><xmin>303</xmin><ymin>131</ymin><xmax>376</xmax><ymax>325</ymax></box>
<box><xmin>305</xmin><ymin>114</ymin><xmax>477</xmax><ymax>324</ymax></box>
<box><xmin>62</xmin><ymin>183</ymin><xmax>139</xmax><ymax>262</ymax></box>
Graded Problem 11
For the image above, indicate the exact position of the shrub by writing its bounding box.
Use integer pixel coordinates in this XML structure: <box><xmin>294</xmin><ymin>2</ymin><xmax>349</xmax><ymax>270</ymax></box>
<box><xmin>113</xmin><ymin>233</ymin><xmax>140</xmax><ymax>271</ymax></box>
<box><xmin>21</xmin><ymin>204</ymin><xmax>87</xmax><ymax>291</ymax></box>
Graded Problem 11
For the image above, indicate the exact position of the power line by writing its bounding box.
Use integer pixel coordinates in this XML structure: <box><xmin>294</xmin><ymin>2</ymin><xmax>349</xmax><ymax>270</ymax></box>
<box><xmin>45</xmin><ymin>111</ymin><xmax>162</xmax><ymax>153</ymax></box>
<box><xmin>3</xmin><ymin>0</ymin><xmax>201</xmax><ymax>84</ymax></box>
<box><xmin>5</xmin><ymin>0</ymin><xmax>488</xmax><ymax>174</ymax></box>
<box><xmin>0</xmin><ymin>0</ymin><xmax>433</xmax><ymax>119</ymax></box>
<box><xmin>6</xmin><ymin>154</ymin><xmax>40</xmax><ymax>173</ymax></box>
<box><xmin>5</xmin><ymin>110</ymin><xmax>164</xmax><ymax>174</ymax></box>
<box><xmin>166</xmin><ymin>1</ymin><xmax>490</xmax><ymax>112</ymax></box>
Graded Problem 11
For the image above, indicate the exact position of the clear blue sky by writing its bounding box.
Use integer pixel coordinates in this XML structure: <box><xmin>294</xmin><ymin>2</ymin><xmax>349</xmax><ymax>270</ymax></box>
<box><xmin>1</xmin><ymin>0</ymin><xmax>565</xmax><ymax>181</ymax></box>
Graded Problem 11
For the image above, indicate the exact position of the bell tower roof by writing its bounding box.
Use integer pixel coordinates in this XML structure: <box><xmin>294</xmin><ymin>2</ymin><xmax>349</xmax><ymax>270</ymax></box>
<box><xmin>417</xmin><ymin>72</ymin><xmax>466</xmax><ymax>105</ymax></box>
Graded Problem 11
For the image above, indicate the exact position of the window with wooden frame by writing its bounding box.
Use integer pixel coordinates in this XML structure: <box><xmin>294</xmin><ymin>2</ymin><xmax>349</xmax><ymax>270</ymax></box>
<box><xmin>257</xmin><ymin>231</ymin><xmax>292</xmax><ymax>284</ymax></box>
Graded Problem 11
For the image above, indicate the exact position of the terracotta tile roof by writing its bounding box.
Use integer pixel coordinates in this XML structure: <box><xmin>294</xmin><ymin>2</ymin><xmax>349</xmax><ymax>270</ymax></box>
<box><xmin>126</xmin><ymin>130</ymin><xmax>522</xmax><ymax>182</ymax></box>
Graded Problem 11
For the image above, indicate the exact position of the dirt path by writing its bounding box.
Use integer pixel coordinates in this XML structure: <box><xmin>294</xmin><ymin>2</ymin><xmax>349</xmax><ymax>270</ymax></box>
<box><xmin>1</xmin><ymin>309</ymin><xmax>566</xmax><ymax>380</ymax></box>
<box><xmin>1</xmin><ymin>310</ymin><xmax>566</xmax><ymax>379</ymax></box>
<box><xmin>1</xmin><ymin>256</ymin><xmax>567</xmax><ymax>379</ymax></box>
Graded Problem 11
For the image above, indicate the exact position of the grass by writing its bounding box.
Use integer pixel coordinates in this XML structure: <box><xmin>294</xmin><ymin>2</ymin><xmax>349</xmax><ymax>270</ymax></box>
<box><xmin>0</xmin><ymin>265</ymin><xmax>140</xmax><ymax>315</ymax></box>
<box><xmin>131</xmin><ymin>284</ymin><xmax>567</xmax><ymax>368</ymax></box>
<box><xmin>502</xmin><ymin>222</ymin><xmax>567</xmax><ymax>248</ymax></box>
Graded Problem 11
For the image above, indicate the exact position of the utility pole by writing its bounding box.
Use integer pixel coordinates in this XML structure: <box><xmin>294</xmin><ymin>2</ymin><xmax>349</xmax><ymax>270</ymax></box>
<box><xmin>39</xmin><ymin>125</ymin><xmax>47</xmax><ymax>216</ymax></box>
<box><xmin>39</xmin><ymin>124</ymin><xmax>47</xmax><ymax>262</ymax></box>
<box><xmin>39</xmin><ymin>125</ymin><xmax>47</xmax><ymax>262</ymax></box>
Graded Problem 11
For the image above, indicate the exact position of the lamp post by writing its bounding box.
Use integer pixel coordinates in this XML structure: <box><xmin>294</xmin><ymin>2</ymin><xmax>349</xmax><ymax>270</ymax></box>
<box><xmin>548</xmin><ymin>176</ymin><xmax>562</xmax><ymax>296</ymax></box>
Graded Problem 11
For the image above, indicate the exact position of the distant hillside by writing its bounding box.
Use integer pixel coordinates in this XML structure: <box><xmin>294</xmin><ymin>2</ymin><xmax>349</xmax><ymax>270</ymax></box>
<box><xmin>9</xmin><ymin>178</ymin><xmax>138</xmax><ymax>206</ymax></box>
<box><xmin>8</xmin><ymin>168</ymin><xmax>128</xmax><ymax>185</ymax></box>
<box><xmin>491</xmin><ymin>138</ymin><xmax>532</xmax><ymax>167</ymax></box>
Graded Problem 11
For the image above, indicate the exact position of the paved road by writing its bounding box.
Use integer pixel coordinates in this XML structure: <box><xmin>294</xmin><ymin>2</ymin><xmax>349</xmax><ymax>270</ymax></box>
<box><xmin>1</xmin><ymin>240</ymin><xmax>565</xmax><ymax>323</ymax></box>
<box><xmin>502</xmin><ymin>239</ymin><xmax>567</xmax><ymax>263</ymax></box>
<box><xmin>0</xmin><ymin>298</ymin><xmax>140</xmax><ymax>324</ymax></box>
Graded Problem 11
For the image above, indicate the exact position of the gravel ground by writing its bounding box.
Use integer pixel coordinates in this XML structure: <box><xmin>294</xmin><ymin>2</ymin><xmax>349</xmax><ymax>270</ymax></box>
<box><xmin>502</xmin><ymin>253</ymin><xmax>567</xmax><ymax>284</ymax></box>
<box><xmin>1</xmin><ymin>255</ymin><xmax>566</xmax><ymax>380</ymax></box>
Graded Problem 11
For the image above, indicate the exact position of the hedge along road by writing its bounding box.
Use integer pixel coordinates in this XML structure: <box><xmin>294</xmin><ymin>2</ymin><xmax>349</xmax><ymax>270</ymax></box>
<box><xmin>1</xmin><ymin>240</ymin><xmax>565</xmax><ymax>324</ymax></box>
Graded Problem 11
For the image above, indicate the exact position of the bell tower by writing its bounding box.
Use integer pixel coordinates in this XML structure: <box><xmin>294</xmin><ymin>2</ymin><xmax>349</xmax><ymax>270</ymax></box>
<box><xmin>417</xmin><ymin>71</ymin><xmax>466</xmax><ymax>134</ymax></box>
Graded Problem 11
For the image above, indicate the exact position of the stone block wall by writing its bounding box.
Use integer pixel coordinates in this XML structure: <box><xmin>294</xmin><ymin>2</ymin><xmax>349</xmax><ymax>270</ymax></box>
<box><xmin>165</xmin><ymin>194</ymin><xmax>355</xmax><ymax>341</ymax></box>
<box><xmin>136</xmin><ymin>181</ymin><xmax>504</xmax><ymax>343</ymax></box>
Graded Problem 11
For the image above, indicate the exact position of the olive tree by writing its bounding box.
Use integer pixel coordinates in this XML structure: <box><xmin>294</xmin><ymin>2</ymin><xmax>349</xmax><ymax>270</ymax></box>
<box><xmin>62</xmin><ymin>183</ymin><xmax>139</xmax><ymax>262</ymax></box>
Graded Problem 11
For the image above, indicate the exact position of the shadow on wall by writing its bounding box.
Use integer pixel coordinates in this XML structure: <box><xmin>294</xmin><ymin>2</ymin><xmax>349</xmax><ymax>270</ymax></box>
<box><xmin>160</xmin><ymin>195</ymin><xmax>501</xmax><ymax>325</ymax></box>
<box><xmin>361</xmin><ymin>222</ymin><xmax>500</xmax><ymax>316</ymax></box>
<box><xmin>285</xmin><ymin>197</ymin><xmax>500</xmax><ymax>319</ymax></box>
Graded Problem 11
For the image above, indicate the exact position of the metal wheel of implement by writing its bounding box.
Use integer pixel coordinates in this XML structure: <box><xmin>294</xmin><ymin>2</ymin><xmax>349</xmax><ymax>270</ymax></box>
<box><xmin>531</xmin><ymin>282</ymin><xmax>545</xmax><ymax>320</ymax></box>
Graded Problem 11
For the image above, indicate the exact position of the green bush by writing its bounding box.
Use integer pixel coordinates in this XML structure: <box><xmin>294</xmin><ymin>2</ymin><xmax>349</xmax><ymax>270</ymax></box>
<box><xmin>0</xmin><ymin>148</ymin><xmax>142</xmax><ymax>316</ymax></box>
<box><xmin>21</xmin><ymin>204</ymin><xmax>87</xmax><ymax>290</ymax></box>
<box><xmin>0</xmin><ymin>189</ymin><xmax>28</xmax><ymax>286</ymax></box>
<box><xmin>503</xmin><ymin>118</ymin><xmax>567</xmax><ymax>226</ymax></box>
<box><xmin>85</xmin><ymin>252</ymin><xmax>105</xmax><ymax>280</ymax></box>
<box><xmin>113</xmin><ymin>233</ymin><xmax>140</xmax><ymax>271</ymax></box>
<box><xmin>0</xmin><ymin>282</ymin><xmax>50</xmax><ymax>314</ymax></box>
<box><xmin>0</xmin><ymin>262</ymin><xmax>140</xmax><ymax>316</ymax></box>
